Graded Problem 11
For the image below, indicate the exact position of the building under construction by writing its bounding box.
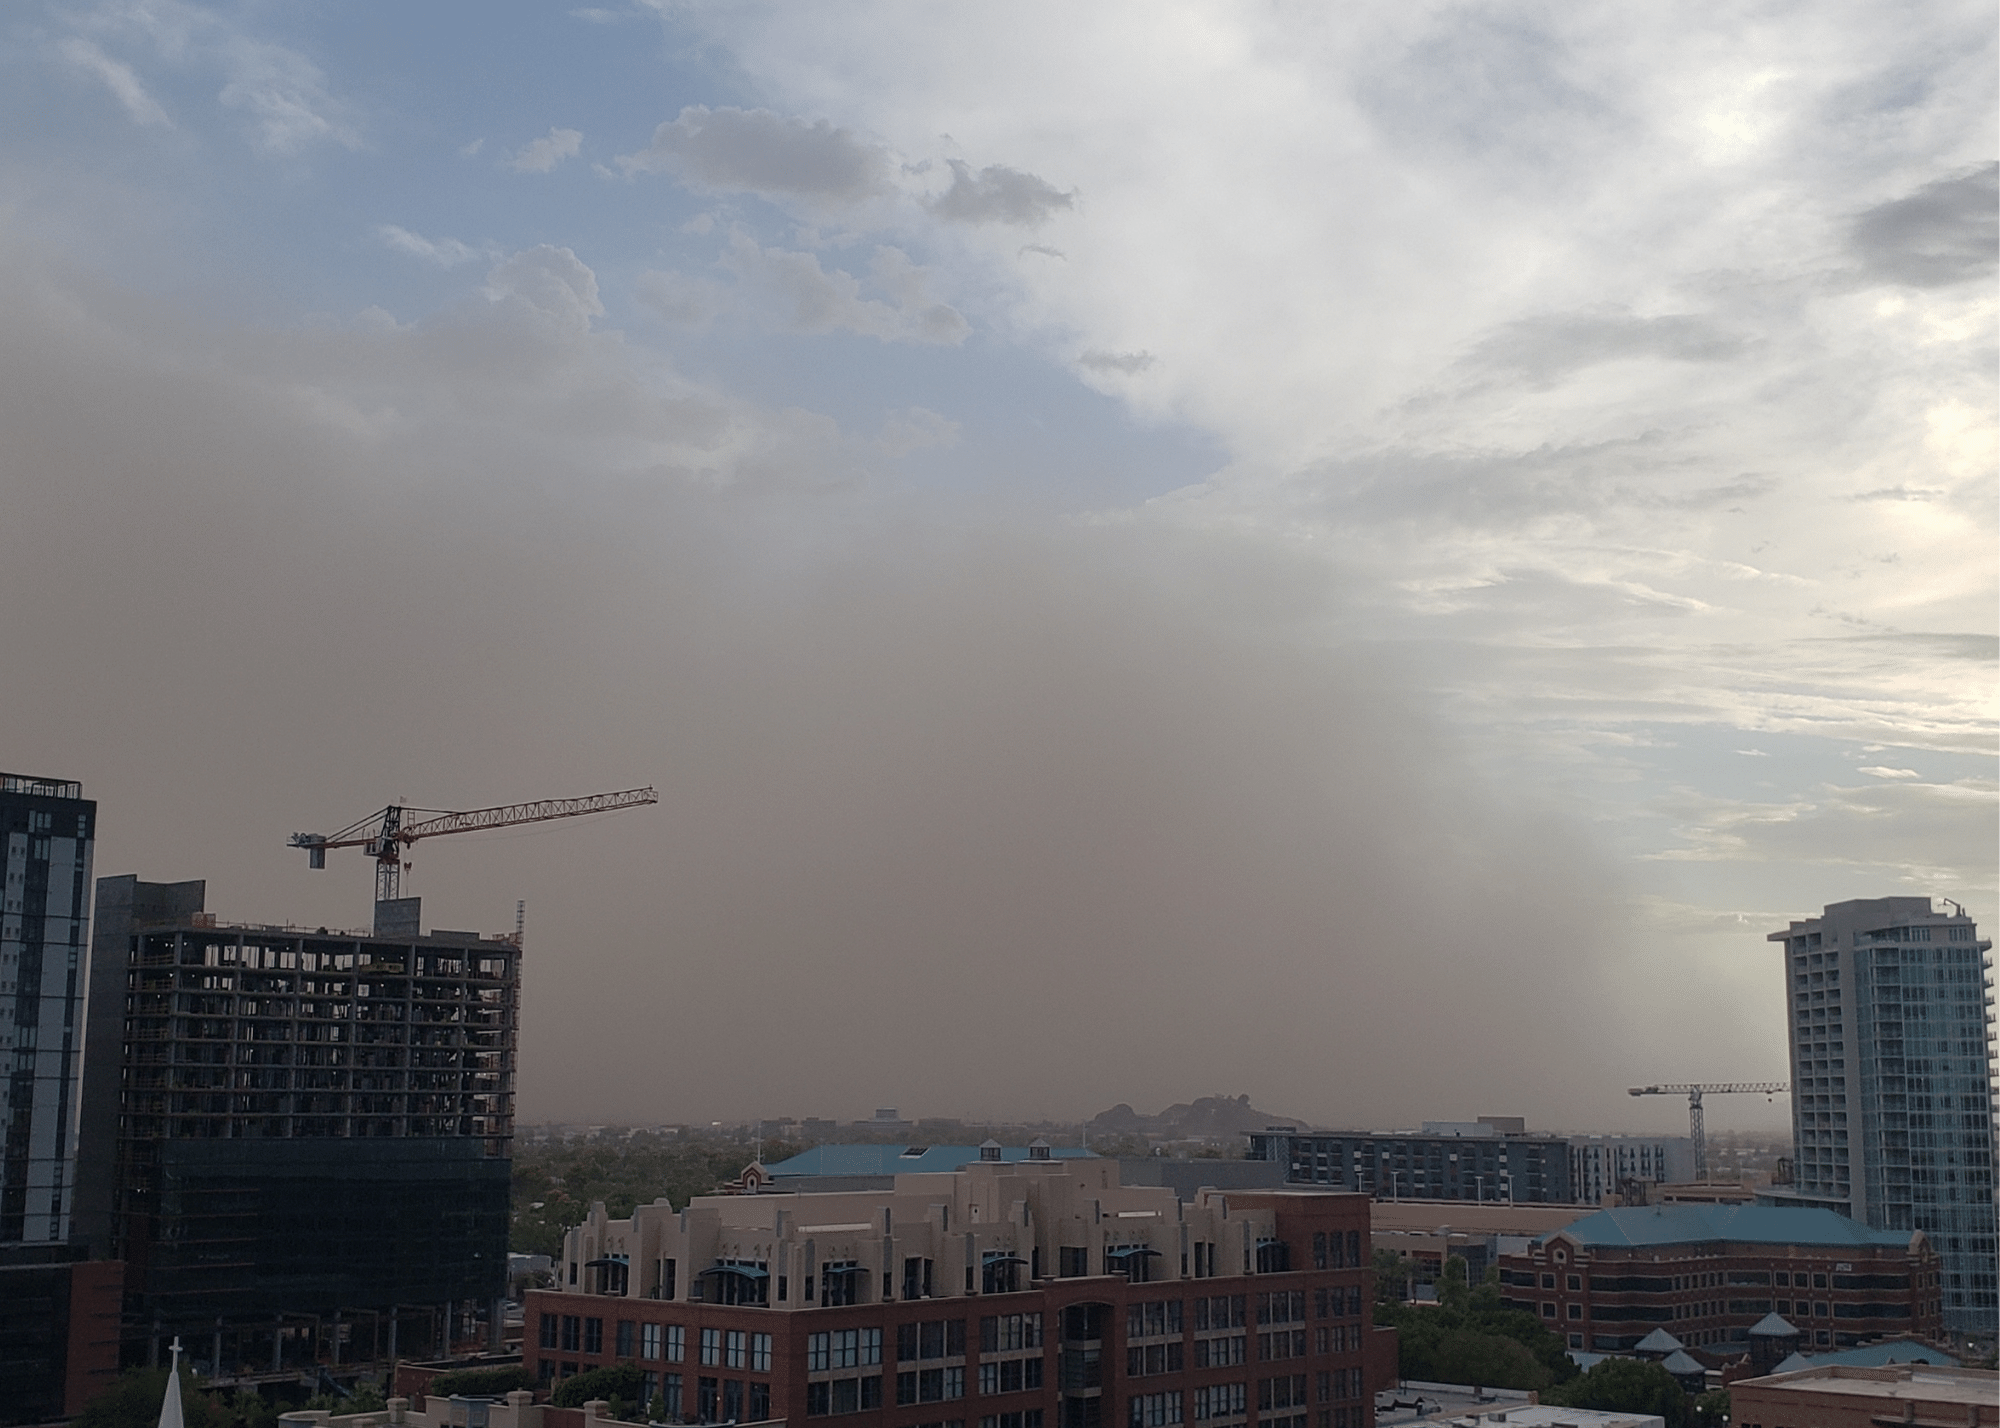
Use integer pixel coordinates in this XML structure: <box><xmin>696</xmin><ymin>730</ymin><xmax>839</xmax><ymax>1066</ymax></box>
<box><xmin>75</xmin><ymin>876</ymin><xmax>519</xmax><ymax>1369</ymax></box>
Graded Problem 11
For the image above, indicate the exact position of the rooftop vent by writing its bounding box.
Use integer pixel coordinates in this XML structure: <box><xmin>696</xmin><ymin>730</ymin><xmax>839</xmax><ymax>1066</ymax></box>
<box><xmin>979</xmin><ymin>1139</ymin><xmax>1004</xmax><ymax>1162</ymax></box>
<box><xmin>1029</xmin><ymin>1138</ymin><xmax>1053</xmax><ymax>1161</ymax></box>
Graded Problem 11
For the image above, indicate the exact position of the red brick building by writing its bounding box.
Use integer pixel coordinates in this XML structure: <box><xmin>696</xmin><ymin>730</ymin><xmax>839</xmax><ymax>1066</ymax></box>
<box><xmin>1497</xmin><ymin>1204</ymin><xmax>1942</xmax><ymax>1354</ymax></box>
<box><xmin>526</xmin><ymin>1154</ymin><xmax>1392</xmax><ymax>1428</ymax></box>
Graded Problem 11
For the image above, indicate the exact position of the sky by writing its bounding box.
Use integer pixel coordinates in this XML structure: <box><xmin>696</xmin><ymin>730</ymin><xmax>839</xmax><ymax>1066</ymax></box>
<box><xmin>1</xmin><ymin>0</ymin><xmax>1992</xmax><ymax>1136</ymax></box>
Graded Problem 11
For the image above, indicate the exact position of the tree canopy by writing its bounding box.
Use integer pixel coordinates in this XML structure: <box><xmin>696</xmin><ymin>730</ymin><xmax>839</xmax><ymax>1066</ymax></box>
<box><xmin>1544</xmin><ymin>1357</ymin><xmax>1691</xmax><ymax>1428</ymax></box>
<box><xmin>1373</xmin><ymin>1257</ymin><xmax>1578</xmax><ymax>1391</ymax></box>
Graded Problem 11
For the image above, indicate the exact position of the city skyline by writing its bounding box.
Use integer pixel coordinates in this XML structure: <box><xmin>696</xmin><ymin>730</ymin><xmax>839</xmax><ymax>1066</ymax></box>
<box><xmin>0</xmin><ymin>3</ymin><xmax>1992</xmax><ymax>1128</ymax></box>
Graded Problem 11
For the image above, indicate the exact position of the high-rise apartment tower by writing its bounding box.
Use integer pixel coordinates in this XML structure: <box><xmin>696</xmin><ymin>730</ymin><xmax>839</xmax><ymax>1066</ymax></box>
<box><xmin>0</xmin><ymin>773</ymin><xmax>95</xmax><ymax>1246</ymax></box>
<box><xmin>1767</xmin><ymin>897</ymin><xmax>1997</xmax><ymax>1334</ymax></box>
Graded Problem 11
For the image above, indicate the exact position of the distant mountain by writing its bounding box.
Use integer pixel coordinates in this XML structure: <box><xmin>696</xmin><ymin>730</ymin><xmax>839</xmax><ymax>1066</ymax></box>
<box><xmin>1087</xmin><ymin>1094</ymin><xmax>1308</xmax><ymax>1141</ymax></box>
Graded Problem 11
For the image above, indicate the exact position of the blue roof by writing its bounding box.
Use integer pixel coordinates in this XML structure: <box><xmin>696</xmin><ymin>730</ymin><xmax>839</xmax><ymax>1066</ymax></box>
<box><xmin>766</xmin><ymin>1144</ymin><xmax>1097</xmax><ymax>1177</ymax></box>
<box><xmin>1542</xmin><ymin>1204</ymin><xmax>1913</xmax><ymax>1250</ymax></box>
<box><xmin>1774</xmin><ymin>1341</ymin><xmax>1960</xmax><ymax>1371</ymax></box>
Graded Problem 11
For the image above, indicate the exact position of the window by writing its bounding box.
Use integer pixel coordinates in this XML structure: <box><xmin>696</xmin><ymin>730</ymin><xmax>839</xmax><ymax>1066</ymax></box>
<box><xmin>561</xmin><ymin>1316</ymin><xmax>581</xmax><ymax>1352</ymax></box>
<box><xmin>1256</xmin><ymin>1293</ymin><xmax>1305</xmax><ymax>1325</ymax></box>
<box><xmin>1566</xmin><ymin>1305</ymin><xmax>1582</xmax><ymax>1321</ymax></box>
<box><xmin>1127</xmin><ymin>1343</ymin><xmax>1185</xmax><ymax>1376</ymax></box>
<box><xmin>751</xmin><ymin>1383</ymin><xmax>771</xmax><ymax>1420</ymax></box>
<box><xmin>1127</xmin><ymin>1301</ymin><xmax>1184</xmax><ymax>1339</ymax></box>
<box><xmin>906</xmin><ymin>1257</ymin><xmax>936</xmax><ymax>1300</ymax></box>
<box><xmin>1257</xmin><ymin>1376</ymin><xmax>1308</xmax><ymax>1412</ymax></box>
<box><xmin>1192</xmin><ymin>1384</ymin><xmax>1246</xmax><ymax>1421</ymax></box>
<box><xmin>642</xmin><ymin>1323</ymin><xmax>663</xmax><ymax>1360</ymax></box>
<box><xmin>1315</xmin><ymin>1372</ymin><xmax>1330</xmax><ymax>1404</ymax></box>
<box><xmin>703</xmin><ymin>1328</ymin><xmax>723</xmax><ymax>1366</ymax></box>
<box><xmin>982</xmin><ymin>1413</ymin><xmax>1045</xmax><ymax>1428</ymax></box>
<box><xmin>1129</xmin><ymin>1392</ymin><xmax>1184</xmax><ymax>1428</ymax></box>
<box><xmin>1194</xmin><ymin>1336</ymin><xmax>1246</xmax><ymax>1369</ymax></box>
<box><xmin>1566</xmin><ymin>1275</ymin><xmax>1580</xmax><ymax>1291</ymax></box>
<box><xmin>1196</xmin><ymin>1296</ymin><xmax>1247</xmax><ymax>1330</ymax></box>
<box><xmin>662</xmin><ymin>1373</ymin><xmax>683</xmax><ymax>1419</ymax></box>
<box><xmin>700</xmin><ymin>1377</ymin><xmax>719</xmax><ymax>1421</ymax></box>
<box><xmin>725</xmin><ymin>1380</ymin><xmax>744</xmax><ymax>1422</ymax></box>
<box><xmin>981</xmin><ymin>1314</ymin><xmax>1044</xmax><ymax>1352</ymax></box>
<box><xmin>753</xmin><ymin>1333</ymin><xmax>773</xmax><ymax>1372</ymax></box>
<box><xmin>540</xmin><ymin>1314</ymin><xmax>559</xmax><ymax>1350</ymax></box>
<box><xmin>584</xmin><ymin>1319</ymin><xmax>604</xmax><ymax>1355</ymax></box>
<box><xmin>1540</xmin><ymin>1274</ymin><xmax>1555</xmax><ymax>1289</ymax></box>
<box><xmin>668</xmin><ymin>1325</ymin><xmax>686</xmax><ymax>1362</ymax></box>
<box><xmin>728</xmin><ymin>1330</ymin><xmax>747</xmax><ymax>1369</ymax></box>
<box><xmin>617</xmin><ymin>1321</ymin><xmax>636</xmax><ymax>1358</ymax></box>
<box><xmin>1060</xmin><ymin>1247</ymin><xmax>1090</xmax><ymax>1278</ymax></box>
<box><xmin>1255</xmin><ymin>1241</ymin><xmax>1291</xmax><ymax>1274</ymax></box>
<box><xmin>1257</xmin><ymin>1331</ymin><xmax>1306</xmax><ymax>1362</ymax></box>
<box><xmin>1541</xmin><ymin>1304</ymin><xmax>1555</xmax><ymax>1319</ymax></box>
<box><xmin>811</xmin><ymin>1328</ymin><xmax>884</xmax><ymax>1371</ymax></box>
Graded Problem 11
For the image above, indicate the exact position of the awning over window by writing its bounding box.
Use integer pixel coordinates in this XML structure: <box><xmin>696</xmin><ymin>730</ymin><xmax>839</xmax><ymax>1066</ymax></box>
<box><xmin>982</xmin><ymin>1254</ymin><xmax>1030</xmax><ymax>1267</ymax></box>
<box><xmin>583</xmin><ymin>1256</ymin><xmax>629</xmax><ymax>1268</ymax></box>
<box><xmin>1105</xmin><ymin>1246</ymin><xmax>1161</xmax><ymax>1259</ymax></box>
<box><xmin>700</xmin><ymin>1263</ymin><xmax>771</xmax><ymax>1280</ymax></box>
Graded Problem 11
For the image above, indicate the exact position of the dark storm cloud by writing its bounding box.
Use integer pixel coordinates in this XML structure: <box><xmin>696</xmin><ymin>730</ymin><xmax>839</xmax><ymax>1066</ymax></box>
<box><xmin>620</xmin><ymin>105</ymin><xmax>891</xmax><ymax>201</ymax></box>
<box><xmin>1850</xmin><ymin>163</ymin><xmax>1999</xmax><ymax>288</ymax></box>
<box><xmin>928</xmin><ymin>160</ymin><xmax>1075</xmax><ymax>226</ymax></box>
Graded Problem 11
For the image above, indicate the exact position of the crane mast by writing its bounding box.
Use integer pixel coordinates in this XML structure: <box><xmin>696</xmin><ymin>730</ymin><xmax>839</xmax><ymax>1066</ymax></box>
<box><xmin>291</xmin><ymin>786</ymin><xmax>658</xmax><ymax>935</ymax></box>
<box><xmin>1628</xmin><ymin>1081</ymin><xmax>1790</xmax><ymax>1183</ymax></box>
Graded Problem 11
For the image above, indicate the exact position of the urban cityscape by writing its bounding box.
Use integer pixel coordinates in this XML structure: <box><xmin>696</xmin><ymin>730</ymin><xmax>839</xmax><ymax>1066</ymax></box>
<box><xmin>2</xmin><ymin>4</ymin><xmax>1996</xmax><ymax>1428</ymax></box>
<box><xmin>0</xmin><ymin>769</ymin><xmax>1993</xmax><ymax>1427</ymax></box>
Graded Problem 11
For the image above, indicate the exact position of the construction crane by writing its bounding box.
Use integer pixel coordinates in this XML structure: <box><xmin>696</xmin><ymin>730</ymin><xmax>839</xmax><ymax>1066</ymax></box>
<box><xmin>291</xmin><ymin>787</ymin><xmax>658</xmax><ymax>933</ymax></box>
<box><xmin>1628</xmin><ymin>1082</ymin><xmax>1789</xmax><ymax>1183</ymax></box>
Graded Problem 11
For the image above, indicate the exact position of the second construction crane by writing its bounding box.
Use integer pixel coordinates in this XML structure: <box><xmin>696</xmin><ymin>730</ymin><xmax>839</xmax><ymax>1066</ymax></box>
<box><xmin>292</xmin><ymin>786</ymin><xmax>658</xmax><ymax>935</ymax></box>
<box><xmin>1629</xmin><ymin>1081</ymin><xmax>1789</xmax><ymax>1183</ymax></box>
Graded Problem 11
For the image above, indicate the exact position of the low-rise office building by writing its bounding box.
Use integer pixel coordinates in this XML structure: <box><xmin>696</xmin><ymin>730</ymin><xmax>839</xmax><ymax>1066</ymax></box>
<box><xmin>1497</xmin><ymin>1205</ymin><xmax>1942</xmax><ymax>1354</ymax></box>
<box><xmin>1246</xmin><ymin>1121</ymin><xmax>1575</xmax><ymax>1204</ymax></box>
<box><xmin>1728</xmin><ymin>1363</ymin><xmax>1997</xmax><ymax>1428</ymax></box>
<box><xmin>529</xmin><ymin>1152</ymin><xmax>1394</xmax><ymax>1428</ymax></box>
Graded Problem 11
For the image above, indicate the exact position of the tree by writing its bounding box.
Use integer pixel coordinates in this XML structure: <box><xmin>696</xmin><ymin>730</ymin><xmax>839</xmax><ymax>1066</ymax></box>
<box><xmin>1544</xmin><ymin>1358</ymin><xmax>1690</xmax><ymax>1428</ymax></box>
<box><xmin>551</xmin><ymin>1362</ymin><xmax>648</xmax><ymax>1408</ymax></box>
<box><xmin>430</xmin><ymin>1364</ymin><xmax>535</xmax><ymax>1396</ymax></box>
<box><xmin>1691</xmin><ymin>1388</ymin><xmax>1731</xmax><ymax>1427</ymax></box>
<box><xmin>1374</xmin><ymin>1266</ymin><xmax>1577</xmax><ymax>1391</ymax></box>
<box><xmin>75</xmin><ymin>1369</ymin><xmax>224</xmax><ymax>1428</ymax></box>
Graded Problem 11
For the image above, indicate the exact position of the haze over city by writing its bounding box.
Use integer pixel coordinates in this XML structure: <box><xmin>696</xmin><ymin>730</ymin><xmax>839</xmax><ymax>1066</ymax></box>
<box><xmin>1</xmin><ymin>1</ymin><xmax>1991</xmax><ymax>1136</ymax></box>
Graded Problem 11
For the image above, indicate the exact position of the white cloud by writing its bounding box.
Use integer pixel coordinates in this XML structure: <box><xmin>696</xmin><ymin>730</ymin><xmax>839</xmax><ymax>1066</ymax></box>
<box><xmin>58</xmin><ymin>36</ymin><xmax>172</xmax><ymax>127</ymax></box>
<box><xmin>619</xmin><ymin>106</ymin><xmax>890</xmax><ymax>201</ymax></box>
<box><xmin>511</xmin><ymin>127</ymin><xmax>583</xmax><ymax>174</ymax></box>
<box><xmin>484</xmin><ymin>245</ymin><xmax>604</xmax><ymax>338</ymax></box>
<box><xmin>216</xmin><ymin>33</ymin><xmax>358</xmax><ymax>154</ymax></box>
<box><xmin>376</xmin><ymin>225</ymin><xmax>484</xmax><ymax>268</ymax></box>
<box><xmin>1858</xmin><ymin>766</ymin><xmax>1922</xmax><ymax>779</ymax></box>
<box><xmin>721</xmin><ymin>235</ymin><xmax>969</xmax><ymax>345</ymax></box>
<box><xmin>635</xmin><ymin>268</ymin><xmax>730</xmax><ymax>326</ymax></box>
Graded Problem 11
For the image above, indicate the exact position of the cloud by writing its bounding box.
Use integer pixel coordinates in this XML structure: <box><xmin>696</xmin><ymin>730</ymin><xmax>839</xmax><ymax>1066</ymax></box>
<box><xmin>58</xmin><ymin>37</ymin><xmax>172</xmax><ymax>127</ymax></box>
<box><xmin>1079</xmin><ymin>350</ymin><xmax>1155</xmax><ymax>375</ymax></box>
<box><xmin>635</xmin><ymin>269</ymin><xmax>731</xmax><ymax>327</ymax></box>
<box><xmin>216</xmin><ymin>34</ymin><xmax>358</xmax><ymax>154</ymax></box>
<box><xmin>619</xmin><ymin>106</ymin><xmax>890</xmax><ymax>201</ymax></box>
<box><xmin>874</xmin><ymin>406</ymin><xmax>960</xmax><ymax>457</ymax></box>
<box><xmin>511</xmin><ymin>127</ymin><xmax>583</xmax><ymax>174</ymax></box>
<box><xmin>929</xmin><ymin>159</ymin><xmax>1075</xmax><ymax>226</ymax></box>
<box><xmin>483</xmin><ymin>245</ymin><xmax>604</xmax><ymax>338</ymax></box>
<box><xmin>722</xmin><ymin>235</ymin><xmax>969</xmax><ymax>344</ymax></box>
<box><xmin>376</xmin><ymin>225</ymin><xmax>484</xmax><ymax>268</ymax></box>
<box><xmin>1457</xmin><ymin>308</ymin><xmax>1749</xmax><ymax>390</ymax></box>
<box><xmin>1857</xmin><ymin>766</ymin><xmax>1921</xmax><ymax>779</ymax></box>
<box><xmin>1851</xmin><ymin>164</ymin><xmax>1999</xmax><ymax>288</ymax></box>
